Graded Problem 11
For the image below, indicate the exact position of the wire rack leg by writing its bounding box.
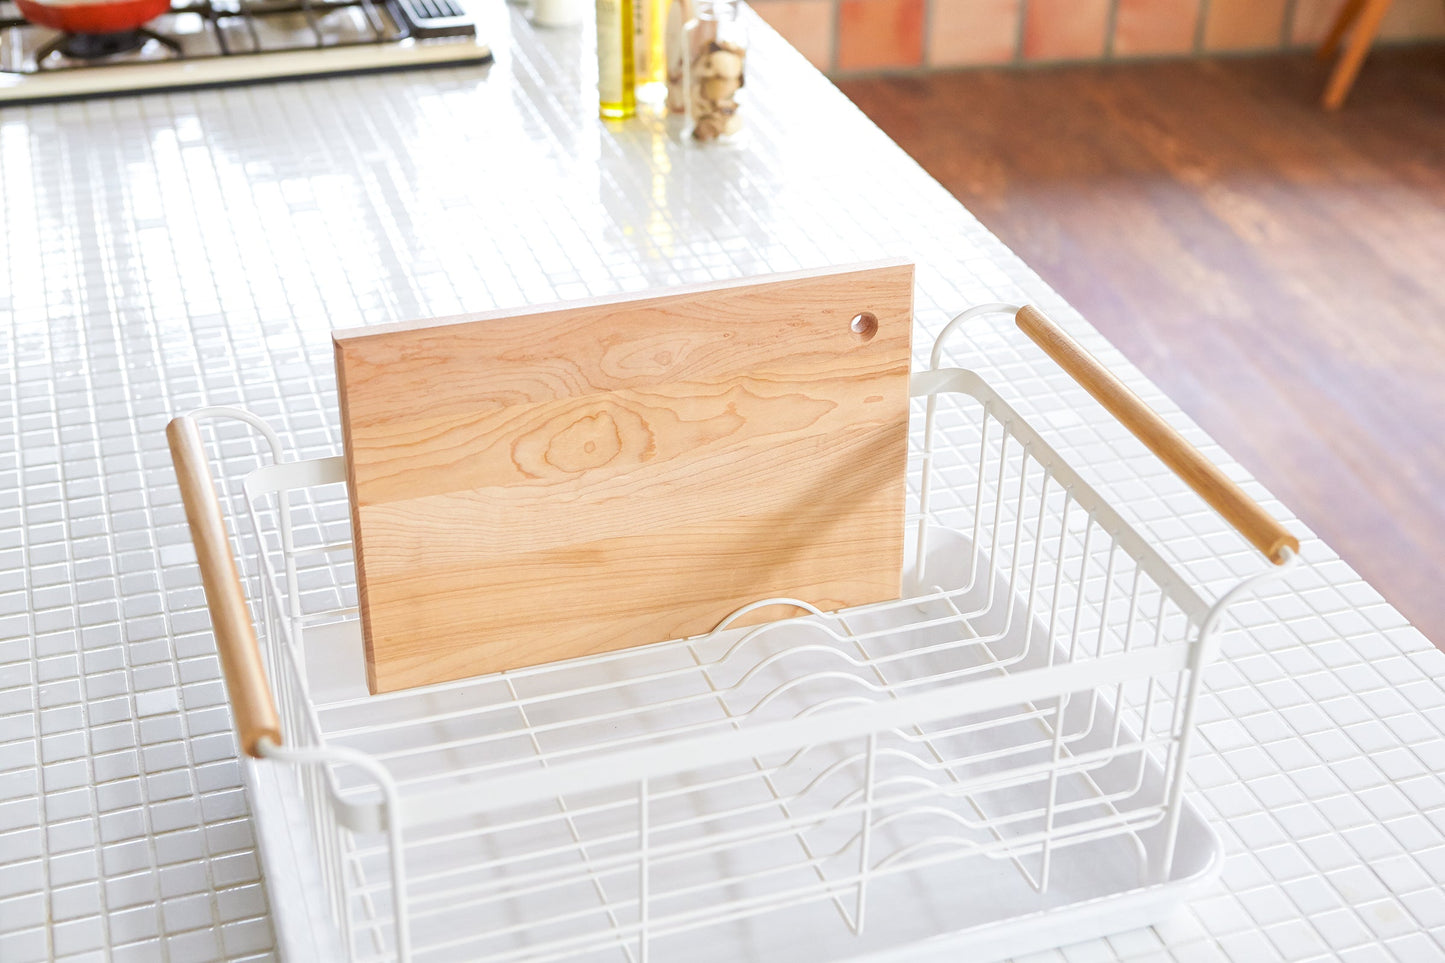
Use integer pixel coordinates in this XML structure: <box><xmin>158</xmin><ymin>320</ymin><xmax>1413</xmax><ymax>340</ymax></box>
<box><xmin>638</xmin><ymin>779</ymin><xmax>650</xmax><ymax>963</ymax></box>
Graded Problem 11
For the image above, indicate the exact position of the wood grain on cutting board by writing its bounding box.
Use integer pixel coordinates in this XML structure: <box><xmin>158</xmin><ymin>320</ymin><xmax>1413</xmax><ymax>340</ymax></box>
<box><xmin>335</xmin><ymin>262</ymin><xmax>914</xmax><ymax>693</ymax></box>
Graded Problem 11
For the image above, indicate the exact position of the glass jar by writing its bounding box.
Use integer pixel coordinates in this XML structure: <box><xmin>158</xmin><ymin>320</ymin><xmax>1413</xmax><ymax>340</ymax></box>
<box><xmin>674</xmin><ymin>0</ymin><xmax>747</xmax><ymax>143</ymax></box>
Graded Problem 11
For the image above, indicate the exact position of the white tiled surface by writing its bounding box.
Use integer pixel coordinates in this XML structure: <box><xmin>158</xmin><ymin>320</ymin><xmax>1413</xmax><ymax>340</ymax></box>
<box><xmin>2</xmin><ymin>4</ymin><xmax>1444</xmax><ymax>961</ymax></box>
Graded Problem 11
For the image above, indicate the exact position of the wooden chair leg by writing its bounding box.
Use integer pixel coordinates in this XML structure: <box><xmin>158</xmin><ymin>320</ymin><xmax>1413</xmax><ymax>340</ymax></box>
<box><xmin>1317</xmin><ymin>0</ymin><xmax>1367</xmax><ymax>61</ymax></box>
<box><xmin>1321</xmin><ymin>0</ymin><xmax>1394</xmax><ymax>110</ymax></box>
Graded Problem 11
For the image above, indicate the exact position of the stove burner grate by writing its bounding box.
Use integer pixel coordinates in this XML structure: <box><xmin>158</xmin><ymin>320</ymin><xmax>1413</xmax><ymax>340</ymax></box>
<box><xmin>0</xmin><ymin>0</ymin><xmax>491</xmax><ymax>103</ymax></box>
<box><xmin>2</xmin><ymin>0</ymin><xmax>481</xmax><ymax>70</ymax></box>
<box><xmin>37</xmin><ymin>26</ymin><xmax>181</xmax><ymax>60</ymax></box>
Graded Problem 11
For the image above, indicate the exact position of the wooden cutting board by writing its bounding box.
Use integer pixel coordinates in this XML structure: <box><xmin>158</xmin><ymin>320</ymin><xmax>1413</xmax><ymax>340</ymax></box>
<box><xmin>335</xmin><ymin>261</ymin><xmax>914</xmax><ymax>693</ymax></box>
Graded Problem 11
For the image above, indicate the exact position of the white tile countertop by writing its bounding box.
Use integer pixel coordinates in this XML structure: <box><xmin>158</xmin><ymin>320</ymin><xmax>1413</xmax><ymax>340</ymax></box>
<box><xmin>3</xmin><ymin>4</ymin><xmax>1444</xmax><ymax>962</ymax></box>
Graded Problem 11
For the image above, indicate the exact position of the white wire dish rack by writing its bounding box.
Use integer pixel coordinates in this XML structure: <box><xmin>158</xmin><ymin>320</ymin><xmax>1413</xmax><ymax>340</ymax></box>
<box><xmin>167</xmin><ymin>303</ymin><xmax>1299</xmax><ymax>963</ymax></box>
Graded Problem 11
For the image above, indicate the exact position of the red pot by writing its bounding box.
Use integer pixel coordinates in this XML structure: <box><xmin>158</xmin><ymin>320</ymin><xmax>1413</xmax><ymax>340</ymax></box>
<box><xmin>15</xmin><ymin>0</ymin><xmax>171</xmax><ymax>34</ymax></box>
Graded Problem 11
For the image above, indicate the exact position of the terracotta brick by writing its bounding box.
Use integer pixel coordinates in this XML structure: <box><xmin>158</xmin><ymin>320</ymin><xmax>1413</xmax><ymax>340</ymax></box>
<box><xmin>927</xmin><ymin>0</ymin><xmax>1022</xmax><ymax>67</ymax></box>
<box><xmin>836</xmin><ymin>0</ymin><xmax>925</xmax><ymax>70</ymax></box>
<box><xmin>1023</xmin><ymin>0</ymin><xmax>1112</xmax><ymax>61</ymax></box>
<box><xmin>1289</xmin><ymin>0</ymin><xmax>1342</xmax><ymax>45</ymax></box>
<box><xmin>753</xmin><ymin>0</ymin><xmax>836</xmax><ymax>69</ymax></box>
<box><xmin>1113</xmin><ymin>0</ymin><xmax>1202</xmax><ymax>56</ymax></box>
<box><xmin>1381</xmin><ymin>0</ymin><xmax>1445</xmax><ymax>40</ymax></box>
<box><xmin>1294</xmin><ymin>0</ymin><xmax>1445</xmax><ymax>49</ymax></box>
<box><xmin>1204</xmin><ymin>0</ymin><xmax>1288</xmax><ymax>50</ymax></box>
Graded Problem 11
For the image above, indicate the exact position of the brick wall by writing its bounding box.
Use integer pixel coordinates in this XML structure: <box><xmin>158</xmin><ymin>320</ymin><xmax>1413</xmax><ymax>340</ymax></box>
<box><xmin>751</xmin><ymin>0</ymin><xmax>1445</xmax><ymax>74</ymax></box>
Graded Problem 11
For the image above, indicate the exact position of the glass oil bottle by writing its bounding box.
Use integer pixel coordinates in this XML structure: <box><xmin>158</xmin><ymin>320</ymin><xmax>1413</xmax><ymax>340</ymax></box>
<box><xmin>597</xmin><ymin>0</ymin><xmax>636</xmax><ymax>118</ymax></box>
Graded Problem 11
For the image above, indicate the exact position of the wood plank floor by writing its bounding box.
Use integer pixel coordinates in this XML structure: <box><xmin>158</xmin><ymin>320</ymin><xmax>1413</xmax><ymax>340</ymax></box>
<box><xmin>840</xmin><ymin>49</ymin><xmax>1445</xmax><ymax>647</ymax></box>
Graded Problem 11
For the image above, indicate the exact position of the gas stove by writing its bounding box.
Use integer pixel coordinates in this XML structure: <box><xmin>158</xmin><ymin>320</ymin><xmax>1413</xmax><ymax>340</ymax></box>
<box><xmin>0</xmin><ymin>0</ymin><xmax>490</xmax><ymax>104</ymax></box>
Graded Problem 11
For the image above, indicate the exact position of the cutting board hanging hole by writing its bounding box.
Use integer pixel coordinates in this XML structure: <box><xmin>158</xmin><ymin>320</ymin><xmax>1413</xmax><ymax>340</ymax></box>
<box><xmin>851</xmin><ymin>312</ymin><xmax>878</xmax><ymax>341</ymax></box>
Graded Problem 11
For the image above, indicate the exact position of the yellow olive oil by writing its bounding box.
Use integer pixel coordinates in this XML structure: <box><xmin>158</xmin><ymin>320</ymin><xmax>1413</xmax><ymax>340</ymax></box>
<box><xmin>597</xmin><ymin>0</ymin><xmax>636</xmax><ymax>118</ymax></box>
<box><xmin>633</xmin><ymin>0</ymin><xmax>667</xmax><ymax>102</ymax></box>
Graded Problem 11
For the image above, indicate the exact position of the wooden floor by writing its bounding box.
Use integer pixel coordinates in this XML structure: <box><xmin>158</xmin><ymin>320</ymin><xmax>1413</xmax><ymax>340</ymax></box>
<box><xmin>840</xmin><ymin>49</ymin><xmax>1445</xmax><ymax>647</ymax></box>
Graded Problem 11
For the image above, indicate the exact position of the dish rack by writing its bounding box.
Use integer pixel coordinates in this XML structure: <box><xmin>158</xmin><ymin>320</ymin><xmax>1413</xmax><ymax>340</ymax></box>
<box><xmin>168</xmin><ymin>303</ymin><xmax>1298</xmax><ymax>963</ymax></box>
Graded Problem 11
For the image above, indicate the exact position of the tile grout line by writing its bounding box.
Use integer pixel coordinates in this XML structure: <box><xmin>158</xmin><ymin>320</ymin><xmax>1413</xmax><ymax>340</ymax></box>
<box><xmin>79</xmin><ymin>137</ymin><xmax>177</xmax><ymax>963</ymax></box>
<box><xmin>18</xmin><ymin>377</ymin><xmax>55</xmax><ymax>963</ymax></box>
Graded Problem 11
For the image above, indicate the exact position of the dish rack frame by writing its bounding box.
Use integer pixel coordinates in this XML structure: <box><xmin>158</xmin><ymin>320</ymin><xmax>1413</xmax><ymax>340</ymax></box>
<box><xmin>168</xmin><ymin>303</ymin><xmax>1298</xmax><ymax>963</ymax></box>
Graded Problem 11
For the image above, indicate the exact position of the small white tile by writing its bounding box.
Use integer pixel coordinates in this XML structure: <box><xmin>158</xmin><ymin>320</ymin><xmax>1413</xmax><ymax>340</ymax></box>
<box><xmin>166</xmin><ymin>927</ymin><xmax>223</xmax><ymax>963</ymax></box>
<box><xmin>50</xmin><ymin>915</ymin><xmax>105</xmax><ymax>956</ymax></box>
<box><xmin>1383</xmin><ymin>933</ymin><xmax>1442</xmax><ymax>959</ymax></box>
<box><xmin>1238</xmin><ymin>885</ymin><xmax>1297</xmax><ymax>928</ymax></box>
<box><xmin>1216</xmin><ymin>928</ymin><xmax>1284</xmax><ymax>962</ymax></box>
<box><xmin>158</xmin><ymin>861</ymin><xmax>209</xmax><ymax>900</ymax></box>
<box><xmin>1191</xmin><ymin>894</ymin><xmax>1254</xmax><ymax>935</ymax></box>
<box><xmin>2</xmin><ymin>928</ymin><xmax>52</xmax><ymax>963</ymax></box>
<box><xmin>222</xmin><ymin>917</ymin><xmax>276</xmax><ymax>957</ymax></box>
<box><xmin>1338</xmin><ymin>943</ymin><xmax>1394</xmax><ymax>962</ymax></box>
<box><xmin>1221</xmin><ymin>852</ymin><xmax>1271</xmax><ymax>892</ymax></box>
<box><xmin>47</xmin><ymin>817</ymin><xmax>96</xmax><ymax>854</ymax></box>
<box><xmin>1263</xmin><ymin>918</ymin><xmax>1329</xmax><ymax>958</ymax></box>
<box><xmin>1309</xmin><ymin>908</ymin><xmax>1372</xmax><ymax>949</ymax></box>
<box><xmin>1106</xmin><ymin>926</ymin><xmax>1162</xmax><ymax>955</ymax></box>
<box><xmin>1356</xmin><ymin>897</ymin><xmax>1419</xmax><ymax>941</ymax></box>
<box><xmin>1368</xmin><ymin>854</ymin><xmax>1433</xmax><ymax>895</ymax></box>
<box><xmin>111</xmin><ymin>941</ymin><xmax>165</xmax><ymax>963</ymax></box>
<box><xmin>217</xmin><ymin>883</ymin><xmax>270</xmax><ymax>922</ymax></box>
<box><xmin>0</xmin><ymin>892</ymin><xmax>47</xmax><ymax>930</ymax></box>
<box><xmin>1327</xmin><ymin>866</ymin><xmax>1392</xmax><ymax>905</ymax></box>
<box><xmin>162</xmin><ymin>893</ymin><xmax>215</xmax><ymax>932</ymax></box>
<box><xmin>1232</xmin><ymin>813</ymin><xmax>1287</xmax><ymax>850</ymax></box>
<box><xmin>1400</xmin><ymin>886</ymin><xmax>1445</xmax><ymax>928</ymax></box>
<box><xmin>210</xmin><ymin>850</ymin><xmax>260</xmax><ymax>887</ymax></box>
<box><xmin>1169</xmin><ymin>942</ymin><xmax>1226</xmax><ymax>963</ymax></box>
<box><xmin>106</xmin><ymin>872</ymin><xmax>161</xmax><ymax>912</ymax></box>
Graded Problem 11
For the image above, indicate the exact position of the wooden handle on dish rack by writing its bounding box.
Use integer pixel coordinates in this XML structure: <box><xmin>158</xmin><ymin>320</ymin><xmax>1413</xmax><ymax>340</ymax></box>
<box><xmin>167</xmin><ymin>416</ymin><xmax>282</xmax><ymax>757</ymax></box>
<box><xmin>1015</xmin><ymin>305</ymin><xmax>1299</xmax><ymax>565</ymax></box>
